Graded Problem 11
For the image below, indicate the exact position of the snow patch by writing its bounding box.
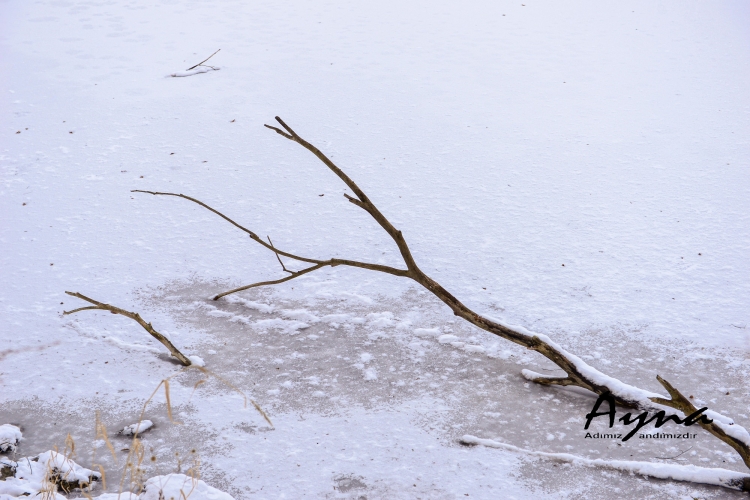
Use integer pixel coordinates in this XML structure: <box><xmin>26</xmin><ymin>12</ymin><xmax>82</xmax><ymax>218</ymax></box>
<box><xmin>0</xmin><ymin>451</ymin><xmax>101</xmax><ymax>499</ymax></box>
<box><xmin>141</xmin><ymin>474</ymin><xmax>233</xmax><ymax>500</ymax></box>
<box><xmin>169</xmin><ymin>67</ymin><xmax>220</xmax><ymax>78</ymax></box>
<box><xmin>119</xmin><ymin>420</ymin><xmax>153</xmax><ymax>436</ymax></box>
<box><xmin>188</xmin><ymin>355</ymin><xmax>205</xmax><ymax>367</ymax></box>
<box><xmin>253</xmin><ymin>318</ymin><xmax>310</xmax><ymax>334</ymax></box>
<box><xmin>366</xmin><ymin>311</ymin><xmax>394</xmax><ymax>328</ymax></box>
<box><xmin>414</xmin><ymin>328</ymin><xmax>440</xmax><ymax>338</ymax></box>
<box><xmin>280</xmin><ymin>309</ymin><xmax>319</xmax><ymax>323</ymax></box>
<box><xmin>224</xmin><ymin>297</ymin><xmax>274</xmax><ymax>314</ymax></box>
<box><xmin>437</xmin><ymin>334</ymin><xmax>459</xmax><ymax>344</ymax></box>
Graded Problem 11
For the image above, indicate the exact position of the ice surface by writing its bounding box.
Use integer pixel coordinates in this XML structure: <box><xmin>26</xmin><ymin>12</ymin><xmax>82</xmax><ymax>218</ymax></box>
<box><xmin>2</xmin><ymin>0</ymin><xmax>749</xmax><ymax>498</ymax></box>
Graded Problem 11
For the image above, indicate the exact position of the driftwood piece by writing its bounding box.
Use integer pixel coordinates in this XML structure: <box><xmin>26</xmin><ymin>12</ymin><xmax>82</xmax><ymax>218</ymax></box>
<box><xmin>133</xmin><ymin>117</ymin><xmax>750</xmax><ymax>482</ymax></box>
<box><xmin>63</xmin><ymin>292</ymin><xmax>192</xmax><ymax>366</ymax></box>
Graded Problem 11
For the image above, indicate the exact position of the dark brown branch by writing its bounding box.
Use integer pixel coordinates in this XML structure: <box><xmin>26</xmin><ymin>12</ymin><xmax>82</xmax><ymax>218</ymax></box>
<box><xmin>64</xmin><ymin>305</ymin><xmax>102</xmax><ymax>315</ymax></box>
<box><xmin>211</xmin><ymin>259</ymin><xmax>410</xmax><ymax>300</ymax></box>
<box><xmin>264</xmin><ymin>124</ymin><xmax>293</xmax><ymax>140</ymax></box>
<box><xmin>265</xmin><ymin>116</ymin><xmax>421</xmax><ymax>273</ymax></box>
<box><xmin>343</xmin><ymin>193</ymin><xmax>368</xmax><ymax>212</ymax></box>
<box><xmin>63</xmin><ymin>292</ymin><xmax>192</xmax><ymax>366</ymax></box>
<box><xmin>132</xmin><ymin>190</ymin><xmax>262</xmax><ymax>239</ymax></box>
<box><xmin>259</xmin><ymin>117</ymin><xmax>750</xmax><ymax>474</ymax></box>
<box><xmin>186</xmin><ymin>49</ymin><xmax>220</xmax><ymax>71</ymax></box>
<box><xmin>213</xmin><ymin>263</ymin><xmax>326</xmax><ymax>300</ymax></box>
<box><xmin>131</xmin><ymin>190</ymin><xmax>409</xmax><ymax>298</ymax></box>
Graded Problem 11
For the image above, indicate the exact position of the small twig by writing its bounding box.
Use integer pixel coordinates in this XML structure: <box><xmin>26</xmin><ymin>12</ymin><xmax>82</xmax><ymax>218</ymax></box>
<box><xmin>63</xmin><ymin>291</ymin><xmax>192</xmax><ymax>366</ymax></box>
<box><xmin>186</xmin><ymin>49</ymin><xmax>220</xmax><ymax>71</ymax></box>
<box><xmin>268</xmin><ymin>236</ymin><xmax>293</xmax><ymax>274</ymax></box>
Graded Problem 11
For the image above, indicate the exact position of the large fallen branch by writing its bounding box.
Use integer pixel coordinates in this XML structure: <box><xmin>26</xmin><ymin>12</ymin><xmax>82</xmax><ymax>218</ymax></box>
<box><xmin>133</xmin><ymin>117</ymin><xmax>750</xmax><ymax>487</ymax></box>
<box><xmin>63</xmin><ymin>291</ymin><xmax>192</xmax><ymax>366</ymax></box>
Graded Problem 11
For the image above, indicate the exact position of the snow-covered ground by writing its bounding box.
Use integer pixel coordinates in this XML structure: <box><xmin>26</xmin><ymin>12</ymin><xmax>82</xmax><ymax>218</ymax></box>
<box><xmin>1</xmin><ymin>0</ymin><xmax>749</xmax><ymax>498</ymax></box>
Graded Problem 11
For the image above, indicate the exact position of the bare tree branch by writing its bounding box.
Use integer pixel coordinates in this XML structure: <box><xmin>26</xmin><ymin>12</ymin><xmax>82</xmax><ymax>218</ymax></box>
<box><xmin>64</xmin><ymin>305</ymin><xmax>103</xmax><ymax>315</ymax></box>
<box><xmin>258</xmin><ymin>116</ymin><xmax>750</xmax><ymax>473</ymax></box>
<box><xmin>63</xmin><ymin>292</ymin><xmax>192</xmax><ymax>366</ymax></box>
<box><xmin>131</xmin><ymin>190</ymin><xmax>410</xmax><ymax>298</ymax></box>
<box><xmin>133</xmin><ymin>117</ymin><xmax>750</xmax><ymax>478</ymax></box>
<box><xmin>212</xmin><ymin>263</ymin><xmax>326</xmax><ymax>301</ymax></box>
<box><xmin>265</xmin><ymin>116</ymin><xmax>421</xmax><ymax>273</ymax></box>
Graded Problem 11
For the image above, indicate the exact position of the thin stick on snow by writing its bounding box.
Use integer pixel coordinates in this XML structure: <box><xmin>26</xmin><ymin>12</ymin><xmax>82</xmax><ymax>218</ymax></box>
<box><xmin>132</xmin><ymin>117</ymin><xmax>750</xmax><ymax>480</ymax></box>
<box><xmin>186</xmin><ymin>49</ymin><xmax>220</xmax><ymax>71</ymax></box>
<box><xmin>63</xmin><ymin>291</ymin><xmax>192</xmax><ymax>366</ymax></box>
<box><xmin>655</xmin><ymin>446</ymin><xmax>692</xmax><ymax>461</ymax></box>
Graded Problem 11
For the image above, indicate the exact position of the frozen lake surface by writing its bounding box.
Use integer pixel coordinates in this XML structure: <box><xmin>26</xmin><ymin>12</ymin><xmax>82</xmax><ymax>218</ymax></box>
<box><xmin>1</xmin><ymin>0</ymin><xmax>749</xmax><ymax>498</ymax></box>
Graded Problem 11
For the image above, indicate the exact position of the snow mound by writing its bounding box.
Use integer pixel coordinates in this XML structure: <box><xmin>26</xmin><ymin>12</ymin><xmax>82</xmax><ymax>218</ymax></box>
<box><xmin>140</xmin><ymin>474</ymin><xmax>234</xmax><ymax>500</ymax></box>
<box><xmin>0</xmin><ymin>450</ymin><xmax>100</xmax><ymax>499</ymax></box>
<box><xmin>187</xmin><ymin>355</ymin><xmax>206</xmax><ymax>367</ymax></box>
<box><xmin>0</xmin><ymin>455</ymin><xmax>232</xmax><ymax>500</ymax></box>
<box><xmin>119</xmin><ymin>420</ymin><xmax>154</xmax><ymax>436</ymax></box>
<box><xmin>0</xmin><ymin>425</ymin><xmax>22</xmax><ymax>453</ymax></box>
